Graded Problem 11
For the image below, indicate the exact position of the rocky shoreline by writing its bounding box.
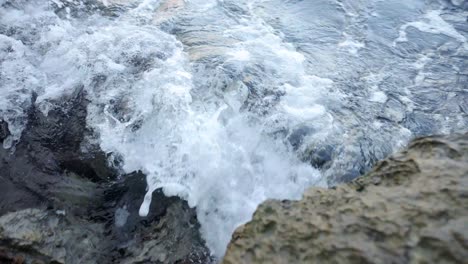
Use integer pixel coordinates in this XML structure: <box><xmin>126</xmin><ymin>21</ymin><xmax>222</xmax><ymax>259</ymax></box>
<box><xmin>223</xmin><ymin>133</ymin><xmax>468</xmax><ymax>263</ymax></box>
<box><xmin>2</xmin><ymin>89</ymin><xmax>466</xmax><ymax>264</ymax></box>
<box><xmin>0</xmin><ymin>91</ymin><xmax>210</xmax><ymax>264</ymax></box>
<box><xmin>1</xmin><ymin>1</ymin><xmax>467</xmax><ymax>263</ymax></box>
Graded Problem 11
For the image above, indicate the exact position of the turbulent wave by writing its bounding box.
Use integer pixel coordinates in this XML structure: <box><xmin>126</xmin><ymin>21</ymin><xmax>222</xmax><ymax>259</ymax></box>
<box><xmin>1</xmin><ymin>0</ymin><xmax>466</xmax><ymax>257</ymax></box>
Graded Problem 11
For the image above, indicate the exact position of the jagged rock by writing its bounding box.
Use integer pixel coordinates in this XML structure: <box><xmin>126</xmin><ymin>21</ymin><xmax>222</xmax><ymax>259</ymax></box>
<box><xmin>0</xmin><ymin>209</ymin><xmax>107</xmax><ymax>264</ymax></box>
<box><xmin>116</xmin><ymin>199</ymin><xmax>211</xmax><ymax>264</ymax></box>
<box><xmin>0</xmin><ymin>89</ymin><xmax>210</xmax><ymax>263</ymax></box>
<box><xmin>223</xmin><ymin>133</ymin><xmax>468</xmax><ymax>264</ymax></box>
<box><xmin>0</xmin><ymin>176</ymin><xmax>210</xmax><ymax>264</ymax></box>
<box><xmin>0</xmin><ymin>88</ymin><xmax>112</xmax><ymax>215</ymax></box>
<box><xmin>95</xmin><ymin>172</ymin><xmax>211</xmax><ymax>264</ymax></box>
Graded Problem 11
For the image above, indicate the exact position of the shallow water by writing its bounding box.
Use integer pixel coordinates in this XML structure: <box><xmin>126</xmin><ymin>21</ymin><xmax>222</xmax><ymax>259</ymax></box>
<box><xmin>1</xmin><ymin>0</ymin><xmax>467</xmax><ymax>257</ymax></box>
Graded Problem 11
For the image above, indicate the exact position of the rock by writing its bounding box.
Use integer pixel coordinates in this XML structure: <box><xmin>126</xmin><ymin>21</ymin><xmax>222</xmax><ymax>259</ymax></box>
<box><xmin>0</xmin><ymin>88</ymin><xmax>210</xmax><ymax>263</ymax></box>
<box><xmin>94</xmin><ymin>172</ymin><xmax>212</xmax><ymax>264</ymax></box>
<box><xmin>301</xmin><ymin>144</ymin><xmax>335</xmax><ymax>170</ymax></box>
<box><xmin>287</xmin><ymin>125</ymin><xmax>315</xmax><ymax>151</ymax></box>
<box><xmin>20</xmin><ymin>87</ymin><xmax>116</xmax><ymax>183</ymax></box>
<box><xmin>116</xmin><ymin>200</ymin><xmax>211</xmax><ymax>264</ymax></box>
<box><xmin>0</xmin><ymin>88</ymin><xmax>112</xmax><ymax>215</ymax></box>
<box><xmin>223</xmin><ymin>133</ymin><xmax>468</xmax><ymax>264</ymax></box>
<box><xmin>0</xmin><ymin>209</ymin><xmax>107</xmax><ymax>264</ymax></box>
<box><xmin>0</xmin><ymin>175</ymin><xmax>211</xmax><ymax>264</ymax></box>
<box><xmin>0</xmin><ymin>119</ymin><xmax>9</xmax><ymax>143</ymax></box>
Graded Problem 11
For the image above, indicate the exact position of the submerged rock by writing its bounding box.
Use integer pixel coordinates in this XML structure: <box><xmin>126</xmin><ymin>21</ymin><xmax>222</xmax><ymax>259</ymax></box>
<box><xmin>223</xmin><ymin>133</ymin><xmax>468</xmax><ymax>264</ymax></box>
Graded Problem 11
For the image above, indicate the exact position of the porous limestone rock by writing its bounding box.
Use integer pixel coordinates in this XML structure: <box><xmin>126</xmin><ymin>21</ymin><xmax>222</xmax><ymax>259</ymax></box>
<box><xmin>223</xmin><ymin>133</ymin><xmax>468</xmax><ymax>264</ymax></box>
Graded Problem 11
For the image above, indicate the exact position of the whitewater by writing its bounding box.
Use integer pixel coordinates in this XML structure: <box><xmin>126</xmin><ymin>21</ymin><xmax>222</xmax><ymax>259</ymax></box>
<box><xmin>1</xmin><ymin>0</ymin><xmax>466</xmax><ymax>258</ymax></box>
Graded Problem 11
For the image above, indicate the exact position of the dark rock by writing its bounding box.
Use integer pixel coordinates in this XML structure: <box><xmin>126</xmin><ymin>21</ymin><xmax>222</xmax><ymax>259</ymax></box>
<box><xmin>93</xmin><ymin>172</ymin><xmax>212</xmax><ymax>264</ymax></box>
<box><xmin>0</xmin><ymin>209</ymin><xmax>107</xmax><ymax>264</ymax></box>
<box><xmin>287</xmin><ymin>125</ymin><xmax>314</xmax><ymax>150</ymax></box>
<box><xmin>20</xmin><ymin>87</ymin><xmax>116</xmax><ymax>183</ymax></box>
<box><xmin>301</xmin><ymin>144</ymin><xmax>334</xmax><ymax>170</ymax></box>
<box><xmin>0</xmin><ymin>88</ymin><xmax>112</xmax><ymax>215</ymax></box>
<box><xmin>223</xmin><ymin>133</ymin><xmax>468</xmax><ymax>264</ymax></box>
<box><xmin>0</xmin><ymin>175</ymin><xmax>211</xmax><ymax>264</ymax></box>
<box><xmin>0</xmin><ymin>87</ymin><xmax>210</xmax><ymax>263</ymax></box>
<box><xmin>0</xmin><ymin>120</ymin><xmax>9</xmax><ymax>143</ymax></box>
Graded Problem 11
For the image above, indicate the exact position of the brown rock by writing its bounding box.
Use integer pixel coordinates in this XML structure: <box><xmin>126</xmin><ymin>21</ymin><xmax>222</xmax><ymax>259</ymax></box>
<box><xmin>223</xmin><ymin>133</ymin><xmax>468</xmax><ymax>264</ymax></box>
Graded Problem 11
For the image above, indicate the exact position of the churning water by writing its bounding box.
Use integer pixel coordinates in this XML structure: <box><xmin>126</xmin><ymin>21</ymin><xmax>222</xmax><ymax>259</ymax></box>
<box><xmin>1</xmin><ymin>0</ymin><xmax>467</xmax><ymax>257</ymax></box>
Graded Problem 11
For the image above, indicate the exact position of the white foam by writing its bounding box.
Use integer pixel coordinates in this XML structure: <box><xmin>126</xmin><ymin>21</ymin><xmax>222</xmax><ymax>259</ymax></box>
<box><xmin>115</xmin><ymin>207</ymin><xmax>130</xmax><ymax>227</ymax></box>
<box><xmin>395</xmin><ymin>10</ymin><xmax>466</xmax><ymax>44</ymax></box>
<box><xmin>0</xmin><ymin>1</ymin><xmax>331</xmax><ymax>255</ymax></box>
<box><xmin>339</xmin><ymin>33</ymin><xmax>365</xmax><ymax>54</ymax></box>
<box><xmin>412</xmin><ymin>55</ymin><xmax>432</xmax><ymax>85</ymax></box>
<box><xmin>281</xmin><ymin>76</ymin><xmax>334</xmax><ymax>122</ymax></box>
<box><xmin>0</xmin><ymin>29</ymin><xmax>48</xmax><ymax>146</ymax></box>
<box><xmin>369</xmin><ymin>91</ymin><xmax>388</xmax><ymax>103</ymax></box>
<box><xmin>75</xmin><ymin>2</ymin><xmax>327</xmax><ymax>257</ymax></box>
<box><xmin>227</xmin><ymin>49</ymin><xmax>251</xmax><ymax>61</ymax></box>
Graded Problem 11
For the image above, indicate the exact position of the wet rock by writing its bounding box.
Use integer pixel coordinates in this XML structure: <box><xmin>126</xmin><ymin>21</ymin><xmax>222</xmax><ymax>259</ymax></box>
<box><xmin>287</xmin><ymin>125</ymin><xmax>314</xmax><ymax>151</ymax></box>
<box><xmin>223</xmin><ymin>133</ymin><xmax>468</xmax><ymax>264</ymax></box>
<box><xmin>0</xmin><ymin>88</ymin><xmax>112</xmax><ymax>215</ymax></box>
<box><xmin>0</xmin><ymin>119</ymin><xmax>9</xmax><ymax>143</ymax></box>
<box><xmin>0</xmin><ymin>177</ymin><xmax>210</xmax><ymax>264</ymax></box>
<box><xmin>0</xmin><ymin>88</ymin><xmax>210</xmax><ymax>263</ymax></box>
<box><xmin>301</xmin><ymin>144</ymin><xmax>334</xmax><ymax>170</ymax></box>
<box><xmin>21</xmin><ymin>88</ymin><xmax>115</xmax><ymax>183</ymax></box>
<box><xmin>112</xmin><ymin>197</ymin><xmax>211</xmax><ymax>264</ymax></box>
<box><xmin>94</xmin><ymin>172</ymin><xmax>212</xmax><ymax>264</ymax></box>
<box><xmin>0</xmin><ymin>209</ymin><xmax>107</xmax><ymax>264</ymax></box>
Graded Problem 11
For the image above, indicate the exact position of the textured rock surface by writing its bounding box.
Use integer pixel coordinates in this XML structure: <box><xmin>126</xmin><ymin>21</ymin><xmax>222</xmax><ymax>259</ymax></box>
<box><xmin>0</xmin><ymin>209</ymin><xmax>107</xmax><ymax>264</ymax></box>
<box><xmin>223</xmin><ymin>133</ymin><xmax>468</xmax><ymax>264</ymax></box>
<box><xmin>0</xmin><ymin>190</ymin><xmax>210</xmax><ymax>264</ymax></box>
<box><xmin>96</xmin><ymin>172</ymin><xmax>211</xmax><ymax>264</ymax></box>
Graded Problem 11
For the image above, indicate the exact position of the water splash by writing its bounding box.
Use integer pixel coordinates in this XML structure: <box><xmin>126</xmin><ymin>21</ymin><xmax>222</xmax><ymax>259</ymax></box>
<box><xmin>1</xmin><ymin>0</ymin><xmax>466</xmax><ymax>258</ymax></box>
